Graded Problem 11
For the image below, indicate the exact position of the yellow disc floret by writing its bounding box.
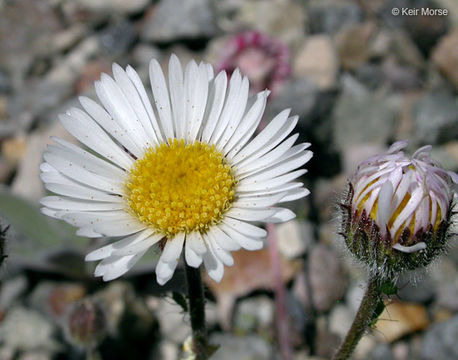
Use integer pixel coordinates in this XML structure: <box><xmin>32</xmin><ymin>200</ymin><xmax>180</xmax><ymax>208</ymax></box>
<box><xmin>125</xmin><ymin>139</ymin><xmax>236</xmax><ymax>237</ymax></box>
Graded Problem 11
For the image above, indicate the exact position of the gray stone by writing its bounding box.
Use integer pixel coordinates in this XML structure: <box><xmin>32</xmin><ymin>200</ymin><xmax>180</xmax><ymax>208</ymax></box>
<box><xmin>75</xmin><ymin>0</ymin><xmax>149</xmax><ymax>15</ymax></box>
<box><xmin>0</xmin><ymin>276</ymin><xmax>28</xmax><ymax>309</ymax></box>
<box><xmin>397</xmin><ymin>272</ymin><xmax>436</xmax><ymax>303</ymax></box>
<box><xmin>421</xmin><ymin>316</ymin><xmax>458</xmax><ymax>360</ymax></box>
<box><xmin>293</xmin><ymin>244</ymin><xmax>347</xmax><ymax>312</ymax></box>
<box><xmin>276</xmin><ymin>220</ymin><xmax>313</xmax><ymax>259</ymax></box>
<box><xmin>308</xmin><ymin>0</ymin><xmax>362</xmax><ymax>35</ymax></box>
<box><xmin>141</xmin><ymin>0</ymin><xmax>216</xmax><ymax>42</ymax></box>
<box><xmin>99</xmin><ymin>20</ymin><xmax>137</xmax><ymax>56</ymax></box>
<box><xmin>210</xmin><ymin>333</ymin><xmax>272</xmax><ymax>360</ymax></box>
<box><xmin>233</xmin><ymin>296</ymin><xmax>274</xmax><ymax>334</ymax></box>
<box><xmin>0</xmin><ymin>69</ymin><xmax>11</xmax><ymax>94</ymax></box>
<box><xmin>332</xmin><ymin>76</ymin><xmax>396</xmax><ymax>151</ymax></box>
<box><xmin>0</xmin><ymin>307</ymin><xmax>58</xmax><ymax>353</ymax></box>
<box><xmin>413</xmin><ymin>90</ymin><xmax>458</xmax><ymax>145</ymax></box>
<box><xmin>369</xmin><ymin>344</ymin><xmax>395</xmax><ymax>360</ymax></box>
<box><xmin>329</xmin><ymin>304</ymin><xmax>353</xmax><ymax>338</ymax></box>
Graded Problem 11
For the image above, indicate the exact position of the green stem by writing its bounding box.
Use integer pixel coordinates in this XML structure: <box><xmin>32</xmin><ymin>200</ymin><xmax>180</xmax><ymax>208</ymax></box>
<box><xmin>185</xmin><ymin>263</ymin><xmax>208</xmax><ymax>360</ymax></box>
<box><xmin>333</xmin><ymin>275</ymin><xmax>385</xmax><ymax>360</ymax></box>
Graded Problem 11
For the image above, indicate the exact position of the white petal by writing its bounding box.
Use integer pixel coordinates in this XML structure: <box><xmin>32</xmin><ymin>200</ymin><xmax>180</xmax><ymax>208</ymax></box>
<box><xmin>222</xmin><ymin>217</ymin><xmax>267</xmax><ymax>238</ymax></box>
<box><xmin>102</xmin><ymin>250</ymin><xmax>147</xmax><ymax>281</ymax></box>
<box><xmin>149</xmin><ymin>59</ymin><xmax>174</xmax><ymax>139</ymax></box>
<box><xmin>77</xmin><ymin>227</ymin><xmax>101</xmax><ymax>237</ymax></box>
<box><xmin>210</xmin><ymin>69</ymin><xmax>244</xmax><ymax>144</ymax></box>
<box><xmin>218</xmin><ymin>223</ymin><xmax>264</xmax><ymax>251</ymax></box>
<box><xmin>237</xmin><ymin>181</ymin><xmax>304</xmax><ymax>197</ymax></box>
<box><xmin>41</xmin><ymin>196</ymin><xmax>124</xmax><ymax>212</ymax></box>
<box><xmin>185</xmin><ymin>237</ymin><xmax>203</xmax><ymax>268</ymax></box>
<box><xmin>86</xmin><ymin>229</ymin><xmax>154</xmax><ymax>261</ymax></box>
<box><xmin>376</xmin><ymin>180</ymin><xmax>393</xmax><ymax>235</ymax></box>
<box><xmin>278</xmin><ymin>188</ymin><xmax>311</xmax><ymax>202</ymax></box>
<box><xmin>205</xmin><ymin>233</ymin><xmax>234</xmax><ymax>266</ymax></box>
<box><xmin>387</xmin><ymin>140</ymin><xmax>408</xmax><ymax>154</ymax></box>
<box><xmin>95</xmin><ymin>76</ymin><xmax>148</xmax><ymax>156</ymax></box>
<box><xmin>156</xmin><ymin>259</ymin><xmax>178</xmax><ymax>285</ymax></box>
<box><xmin>222</xmin><ymin>89</ymin><xmax>267</xmax><ymax>153</ymax></box>
<box><xmin>79</xmin><ymin>96</ymin><xmax>143</xmax><ymax>157</ymax></box>
<box><xmin>391</xmin><ymin>186</ymin><xmax>424</xmax><ymax>238</ymax></box>
<box><xmin>232</xmin><ymin>192</ymin><xmax>287</xmax><ymax>208</ymax></box>
<box><xmin>159</xmin><ymin>232</ymin><xmax>185</xmax><ymax>263</ymax></box>
<box><xmin>230</xmin><ymin>109</ymin><xmax>292</xmax><ymax>164</ymax></box>
<box><xmin>226</xmin><ymin>207</ymin><xmax>276</xmax><ymax>222</ymax></box>
<box><xmin>209</xmin><ymin>226</ymin><xmax>240</xmax><ymax>251</ymax></box>
<box><xmin>43</xmin><ymin>151</ymin><xmax>124</xmax><ymax>194</ymax></box>
<box><xmin>187</xmin><ymin>231</ymin><xmax>207</xmax><ymax>255</ymax></box>
<box><xmin>201</xmin><ymin>71</ymin><xmax>227</xmax><ymax>143</ymax></box>
<box><xmin>392</xmin><ymin>242</ymin><xmax>426</xmax><ymax>253</ymax></box>
<box><xmin>112</xmin><ymin>64</ymin><xmax>158</xmax><ymax>145</ymax></box>
<box><xmin>44</xmin><ymin>182</ymin><xmax>124</xmax><ymax>202</ymax></box>
<box><xmin>238</xmin><ymin>169</ymin><xmax>307</xmax><ymax>193</ymax></box>
<box><xmin>112</xmin><ymin>233</ymin><xmax>163</xmax><ymax>256</ymax></box>
<box><xmin>202</xmin><ymin>246</ymin><xmax>224</xmax><ymax>282</ymax></box>
<box><xmin>168</xmin><ymin>54</ymin><xmax>185</xmax><ymax>139</ymax></box>
<box><xmin>126</xmin><ymin>65</ymin><xmax>165</xmax><ymax>143</ymax></box>
<box><xmin>186</xmin><ymin>62</ymin><xmax>210</xmax><ymax>141</ymax></box>
<box><xmin>59</xmin><ymin>113</ymin><xmax>133</xmax><ymax>170</ymax></box>
<box><xmin>263</xmin><ymin>208</ymin><xmax>296</xmax><ymax>223</ymax></box>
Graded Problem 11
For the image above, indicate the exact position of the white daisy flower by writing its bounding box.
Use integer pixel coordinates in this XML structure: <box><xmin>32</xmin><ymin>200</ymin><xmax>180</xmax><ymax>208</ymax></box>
<box><xmin>40</xmin><ymin>55</ymin><xmax>313</xmax><ymax>285</ymax></box>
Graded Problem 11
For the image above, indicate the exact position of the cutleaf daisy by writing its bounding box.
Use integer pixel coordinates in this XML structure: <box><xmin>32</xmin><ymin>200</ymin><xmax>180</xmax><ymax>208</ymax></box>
<box><xmin>40</xmin><ymin>55</ymin><xmax>313</xmax><ymax>285</ymax></box>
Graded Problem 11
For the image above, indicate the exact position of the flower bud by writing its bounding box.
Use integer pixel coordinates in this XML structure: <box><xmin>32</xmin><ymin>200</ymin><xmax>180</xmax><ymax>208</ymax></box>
<box><xmin>341</xmin><ymin>141</ymin><xmax>457</xmax><ymax>278</ymax></box>
<box><xmin>66</xmin><ymin>298</ymin><xmax>107</xmax><ymax>348</ymax></box>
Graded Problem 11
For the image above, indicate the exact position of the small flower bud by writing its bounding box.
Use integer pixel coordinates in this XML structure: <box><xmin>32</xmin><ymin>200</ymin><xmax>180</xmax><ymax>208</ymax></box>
<box><xmin>66</xmin><ymin>298</ymin><xmax>107</xmax><ymax>348</ymax></box>
<box><xmin>341</xmin><ymin>141</ymin><xmax>457</xmax><ymax>279</ymax></box>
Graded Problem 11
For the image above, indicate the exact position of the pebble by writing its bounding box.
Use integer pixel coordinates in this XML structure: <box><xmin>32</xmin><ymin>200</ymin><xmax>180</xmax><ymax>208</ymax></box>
<box><xmin>293</xmin><ymin>35</ymin><xmax>338</xmax><ymax>90</ymax></box>
<box><xmin>332</xmin><ymin>76</ymin><xmax>396</xmax><ymax>151</ymax></box>
<box><xmin>308</xmin><ymin>0</ymin><xmax>363</xmax><ymax>35</ymax></box>
<box><xmin>413</xmin><ymin>90</ymin><xmax>458</xmax><ymax>145</ymax></box>
<box><xmin>369</xmin><ymin>344</ymin><xmax>395</xmax><ymax>360</ymax></box>
<box><xmin>0</xmin><ymin>307</ymin><xmax>57</xmax><ymax>353</ymax></box>
<box><xmin>210</xmin><ymin>333</ymin><xmax>272</xmax><ymax>360</ymax></box>
<box><xmin>75</xmin><ymin>0</ymin><xmax>150</xmax><ymax>15</ymax></box>
<box><xmin>293</xmin><ymin>244</ymin><xmax>347</xmax><ymax>312</ymax></box>
<box><xmin>420</xmin><ymin>315</ymin><xmax>458</xmax><ymax>360</ymax></box>
<box><xmin>276</xmin><ymin>220</ymin><xmax>313</xmax><ymax>259</ymax></box>
<box><xmin>235</xmin><ymin>0</ymin><xmax>305</xmax><ymax>45</ymax></box>
<box><xmin>432</xmin><ymin>30</ymin><xmax>458</xmax><ymax>90</ymax></box>
<box><xmin>374</xmin><ymin>301</ymin><xmax>429</xmax><ymax>343</ymax></box>
<box><xmin>99</xmin><ymin>20</ymin><xmax>137</xmax><ymax>56</ymax></box>
<box><xmin>396</xmin><ymin>272</ymin><xmax>436</xmax><ymax>304</ymax></box>
<box><xmin>141</xmin><ymin>0</ymin><xmax>216</xmax><ymax>42</ymax></box>
<box><xmin>336</xmin><ymin>22</ymin><xmax>376</xmax><ymax>70</ymax></box>
<box><xmin>0</xmin><ymin>276</ymin><xmax>28</xmax><ymax>310</ymax></box>
<box><xmin>233</xmin><ymin>296</ymin><xmax>274</xmax><ymax>334</ymax></box>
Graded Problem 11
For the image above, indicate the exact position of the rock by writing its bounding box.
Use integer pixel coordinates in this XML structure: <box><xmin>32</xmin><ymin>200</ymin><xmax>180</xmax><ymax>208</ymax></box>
<box><xmin>151</xmin><ymin>297</ymin><xmax>189</xmax><ymax>343</ymax></box>
<box><xmin>369</xmin><ymin>344</ymin><xmax>395</xmax><ymax>360</ymax></box>
<box><xmin>336</xmin><ymin>22</ymin><xmax>376</xmax><ymax>70</ymax></box>
<box><xmin>413</xmin><ymin>90</ymin><xmax>458</xmax><ymax>145</ymax></box>
<box><xmin>293</xmin><ymin>35</ymin><xmax>338</xmax><ymax>90</ymax></box>
<box><xmin>315</xmin><ymin>329</ymin><xmax>341</xmax><ymax>359</ymax></box>
<box><xmin>75</xmin><ymin>0</ymin><xmax>149</xmax><ymax>15</ymax></box>
<box><xmin>432</xmin><ymin>30</ymin><xmax>458</xmax><ymax>90</ymax></box>
<box><xmin>267</xmin><ymin>78</ymin><xmax>318</xmax><ymax>124</ymax></box>
<box><xmin>141</xmin><ymin>0</ymin><xmax>216</xmax><ymax>42</ymax></box>
<box><xmin>346</xmin><ymin>281</ymin><xmax>366</xmax><ymax>313</ymax></box>
<box><xmin>235</xmin><ymin>0</ymin><xmax>306</xmax><ymax>45</ymax></box>
<box><xmin>233</xmin><ymin>296</ymin><xmax>274</xmax><ymax>334</ymax></box>
<box><xmin>0</xmin><ymin>69</ymin><xmax>11</xmax><ymax>94</ymax></box>
<box><xmin>429</xmin><ymin>257</ymin><xmax>458</xmax><ymax>311</ymax></box>
<box><xmin>342</xmin><ymin>143</ymin><xmax>386</xmax><ymax>176</ymax></box>
<box><xmin>389</xmin><ymin>30</ymin><xmax>425</xmax><ymax>69</ymax></box>
<box><xmin>210</xmin><ymin>333</ymin><xmax>272</xmax><ymax>360</ymax></box>
<box><xmin>329</xmin><ymin>305</ymin><xmax>353</xmax><ymax>337</ymax></box>
<box><xmin>74</xmin><ymin>59</ymin><xmax>111</xmax><ymax>94</ymax></box>
<box><xmin>0</xmin><ymin>276</ymin><xmax>27</xmax><ymax>310</ymax></box>
<box><xmin>397</xmin><ymin>272</ymin><xmax>436</xmax><ymax>303</ymax></box>
<box><xmin>11</xmin><ymin>121</ymin><xmax>76</xmax><ymax>202</ymax></box>
<box><xmin>421</xmin><ymin>316</ymin><xmax>458</xmax><ymax>360</ymax></box>
<box><xmin>0</xmin><ymin>307</ymin><xmax>58</xmax><ymax>353</ymax></box>
<box><xmin>308</xmin><ymin>0</ymin><xmax>363</xmax><ymax>35</ymax></box>
<box><xmin>332</xmin><ymin>76</ymin><xmax>396</xmax><ymax>151</ymax></box>
<box><xmin>293</xmin><ymin>244</ymin><xmax>347</xmax><ymax>312</ymax></box>
<box><xmin>374</xmin><ymin>301</ymin><xmax>429</xmax><ymax>342</ymax></box>
<box><xmin>1</xmin><ymin>135</ymin><xmax>27</xmax><ymax>165</ymax></box>
<box><xmin>99</xmin><ymin>20</ymin><xmax>137</xmax><ymax>56</ymax></box>
<box><xmin>276</xmin><ymin>220</ymin><xmax>313</xmax><ymax>259</ymax></box>
<box><xmin>131</xmin><ymin>44</ymin><xmax>162</xmax><ymax>69</ymax></box>
<box><xmin>153</xmin><ymin>340</ymin><xmax>179</xmax><ymax>360</ymax></box>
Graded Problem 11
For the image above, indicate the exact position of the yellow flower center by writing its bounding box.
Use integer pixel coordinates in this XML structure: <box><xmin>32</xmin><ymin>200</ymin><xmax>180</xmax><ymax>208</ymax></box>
<box><xmin>125</xmin><ymin>139</ymin><xmax>236</xmax><ymax>236</ymax></box>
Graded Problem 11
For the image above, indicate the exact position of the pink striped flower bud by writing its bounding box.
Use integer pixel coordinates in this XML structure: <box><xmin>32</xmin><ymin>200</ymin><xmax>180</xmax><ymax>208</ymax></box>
<box><xmin>341</xmin><ymin>140</ymin><xmax>457</xmax><ymax>278</ymax></box>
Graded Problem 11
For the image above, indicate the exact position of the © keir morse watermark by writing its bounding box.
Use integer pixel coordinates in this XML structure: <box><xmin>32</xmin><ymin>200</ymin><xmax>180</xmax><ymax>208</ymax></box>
<box><xmin>392</xmin><ymin>7</ymin><xmax>449</xmax><ymax>16</ymax></box>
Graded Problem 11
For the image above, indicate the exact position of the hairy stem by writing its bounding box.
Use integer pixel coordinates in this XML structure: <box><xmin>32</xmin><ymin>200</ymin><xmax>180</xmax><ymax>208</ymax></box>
<box><xmin>185</xmin><ymin>263</ymin><xmax>208</xmax><ymax>360</ymax></box>
<box><xmin>333</xmin><ymin>275</ymin><xmax>385</xmax><ymax>360</ymax></box>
